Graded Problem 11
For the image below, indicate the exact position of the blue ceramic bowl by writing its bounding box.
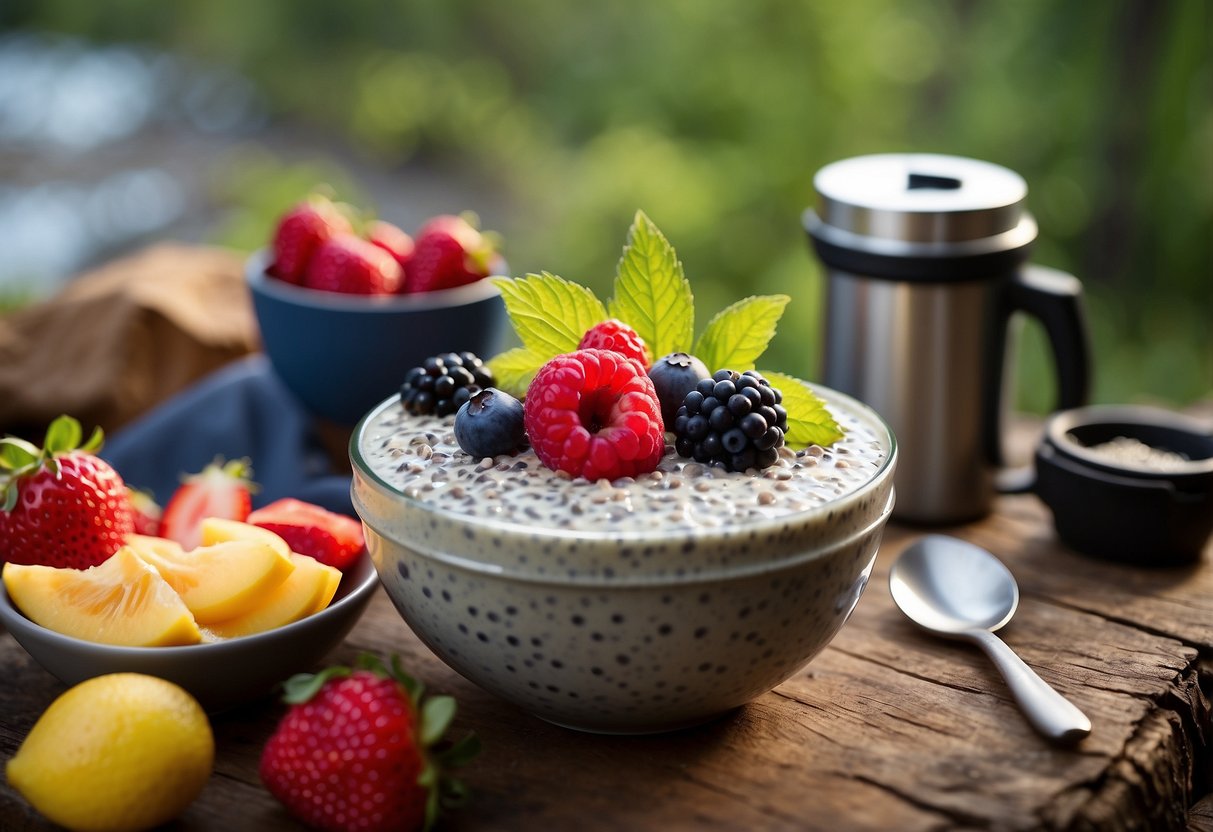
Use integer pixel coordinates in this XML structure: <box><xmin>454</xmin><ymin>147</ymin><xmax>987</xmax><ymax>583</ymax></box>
<box><xmin>246</xmin><ymin>250</ymin><xmax>508</xmax><ymax>426</ymax></box>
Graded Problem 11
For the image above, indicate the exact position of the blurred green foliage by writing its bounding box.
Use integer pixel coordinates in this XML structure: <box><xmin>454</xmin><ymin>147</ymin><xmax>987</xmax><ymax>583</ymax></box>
<box><xmin>5</xmin><ymin>0</ymin><xmax>1210</xmax><ymax>407</ymax></box>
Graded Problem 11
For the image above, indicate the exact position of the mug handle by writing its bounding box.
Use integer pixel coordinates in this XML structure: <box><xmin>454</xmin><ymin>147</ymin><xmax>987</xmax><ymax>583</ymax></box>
<box><xmin>989</xmin><ymin>264</ymin><xmax>1091</xmax><ymax>493</ymax></box>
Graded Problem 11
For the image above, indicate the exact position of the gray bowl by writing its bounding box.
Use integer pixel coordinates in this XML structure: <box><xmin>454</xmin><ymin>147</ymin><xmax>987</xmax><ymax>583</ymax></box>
<box><xmin>246</xmin><ymin>250</ymin><xmax>507</xmax><ymax>426</ymax></box>
<box><xmin>0</xmin><ymin>552</ymin><xmax>380</xmax><ymax>712</ymax></box>
<box><xmin>351</xmin><ymin>387</ymin><xmax>897</xmax><ymax>734</ymax></box>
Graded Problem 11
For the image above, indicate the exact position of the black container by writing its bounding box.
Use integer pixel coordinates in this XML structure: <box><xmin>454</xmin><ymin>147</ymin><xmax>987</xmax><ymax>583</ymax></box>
<box><xmin>1031</xmin><ymin>405</ymin><xmax>1213</xmax><ymax>566</ymax></box>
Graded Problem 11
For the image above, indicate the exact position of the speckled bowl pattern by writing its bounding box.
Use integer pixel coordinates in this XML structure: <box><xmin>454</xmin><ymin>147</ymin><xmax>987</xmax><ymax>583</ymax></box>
<box><xmin>351</xmin><ymin>390</ymin><xmax>897</xmax><ymax>734</ymax></box>
<box><xmin>0</xmin><ymin>552</ymin><xmax>380</xmax><ymax>712</ymax></box>
<box><xmin>246</xmin><ymin>250</ymin><xmax>507</xmax><ymax>426</ymax></box>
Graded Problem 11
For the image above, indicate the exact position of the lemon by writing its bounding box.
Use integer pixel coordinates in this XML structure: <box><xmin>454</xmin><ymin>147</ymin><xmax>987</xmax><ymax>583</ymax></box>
<box><xmin>6</xmin><ymin>673</ymin><xmax>214</xmax><ymax>832</ymax></box>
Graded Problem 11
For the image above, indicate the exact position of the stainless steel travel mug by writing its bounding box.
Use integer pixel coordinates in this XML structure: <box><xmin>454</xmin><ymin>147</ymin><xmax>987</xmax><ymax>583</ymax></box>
<box><xmin>804</xmin><ymin>153</ymin><xmax>1090</xmax><ymax>524</ymax></box>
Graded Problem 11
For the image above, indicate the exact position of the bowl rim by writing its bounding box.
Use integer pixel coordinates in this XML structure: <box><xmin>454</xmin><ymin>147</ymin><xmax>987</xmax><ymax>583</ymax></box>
<box><xmin>245</xmin><ymin>248</ymin><xmax>503</xmax><ymax>312</ymax></box>
<box><xmin>349</xmin><ymin>384</ymin><xmax>898</xmax><ymax>550</ymax></box>
<box><xmin>0</xmin><ymin>550</ymin><xmax>380</xmax><ymax>658</ymax></box>
<box><xmin>1044</xmin><ymin>404</ymin><xmax>1213</xmax><ymax>479</ymax></box>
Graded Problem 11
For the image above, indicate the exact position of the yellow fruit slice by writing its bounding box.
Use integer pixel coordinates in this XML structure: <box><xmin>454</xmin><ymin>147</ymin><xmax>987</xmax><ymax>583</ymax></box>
<box><xmin>6</xmin><ymin>673</ymin><xmax>213</xmax><ymax>831</ymax></box>
<box><xmin>126</xmin><ymin>533</ymin><xmax>294</xmax><ymax>625</ymax></box>
<box><xmin>2</xmin><ymin>549</ymin><xmax>201</xmax><ymax>647</ymax></box>
<box><xmin>206</xmin><ymin>553</ymin><xmax>342</xmax><ymax>640</ymax></box>
<box><xmin>199</xmin><ymin>517</ymin><xmax>291</xmax><ymax>558</ymax></box>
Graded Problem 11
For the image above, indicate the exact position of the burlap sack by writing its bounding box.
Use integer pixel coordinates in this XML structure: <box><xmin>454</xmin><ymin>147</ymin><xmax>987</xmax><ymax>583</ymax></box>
<box><xmin>0</xmin><ymin>243</ymin><xmax>258</xmax><ymax>438</ymax></box>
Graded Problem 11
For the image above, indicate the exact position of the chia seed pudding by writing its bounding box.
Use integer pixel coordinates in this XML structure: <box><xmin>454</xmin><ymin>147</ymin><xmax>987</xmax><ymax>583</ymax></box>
<box><xmin>361</xmin><ymin>399</ymin><xmax>887</xmax><ymax>538</ymax></box>
<box><xmin>350</xmin><ymin>389</ymin><xmax>896</xmax><ymax>733</ymax></box>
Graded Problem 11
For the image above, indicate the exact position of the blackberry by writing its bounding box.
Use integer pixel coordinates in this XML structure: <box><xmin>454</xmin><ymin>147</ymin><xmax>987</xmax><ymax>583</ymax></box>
<box><xmin>647</xmin><ymin>352</ymin><xmax>711</xmax><ymax>426</ymax></box>
<box><xmin>672</xmin><ymin>369</ymin><xmax>789</xmax><ymax>472</ymax></box>
<box><xmin>400</xmin><ymin>351</ymin><xmax>494</xmax><ymax>417</ymax></box>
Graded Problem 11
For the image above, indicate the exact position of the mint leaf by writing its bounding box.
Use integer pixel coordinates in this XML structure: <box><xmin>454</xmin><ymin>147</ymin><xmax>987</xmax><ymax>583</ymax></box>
<box><xmin>694</xmin><ymin>295</ymin><xmax>790</xmax><ymax>372</ymax></box>
<box><xmin>492</xmin><ymin>273</ymin><xmax>606</xmax><ymax>358</ymax></box>
<box><xmin>608</xmin><ymin>210</ymin><xmax>694</xmax><ymax>359</ymax></box>
<box><xmin>486</xmin><ymin>347</ymin><xmax>549</xmax><ymax>399</ymax></box>
<box><xmin>760</xmin><ymin>371</ymin><xmax>844</xmax><ymax>448</ymax></box>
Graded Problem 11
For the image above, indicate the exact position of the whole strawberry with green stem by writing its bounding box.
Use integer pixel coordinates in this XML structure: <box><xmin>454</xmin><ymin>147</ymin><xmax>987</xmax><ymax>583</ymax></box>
<box><xmin>405</xmin><ymin>213</ymin><xmax>503</xmax><ymax>294</ymax></box>
<box><xmin>0</xmin><ymin>415</ymin><xmax>134</xmax><ymax>569</ymax></box>
<box><xmin>260</xmin><ymin>654</ymin><xmax>479</xmax><ymax>832</ymax></box>
<box><xmin>268</xmin><ymin>194</ymin><xmax>355</xmax><ymax>284</ymax></box>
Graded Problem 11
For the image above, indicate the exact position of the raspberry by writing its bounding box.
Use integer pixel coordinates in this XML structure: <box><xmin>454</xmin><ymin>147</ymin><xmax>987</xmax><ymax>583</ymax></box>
<box><xmin>524</xmin><ymin>349</ymin><xmax>665</xmax><ymax>481</ymax></box>
<box><xmin>578</xmin><ymin>319</ymin><xmax>651</xmax><ymax>367</ymax></box>
<box><xmin>672</xmin><ymin>369</ymin><xmax>788</xmax><ymax>472</ymax></box>
<box><xmin>400</xmin><ymin>351</ymin><xmax>494</xmax><ymax>417</ymax></box>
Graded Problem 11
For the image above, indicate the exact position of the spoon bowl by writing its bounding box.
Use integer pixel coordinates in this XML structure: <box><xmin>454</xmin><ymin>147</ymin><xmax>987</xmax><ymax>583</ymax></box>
<box><xmin>889</xmin><ymin>535</ymin><xmax>1019</xmax><ymax>634</ymax></box>
<box><xmin>889</xmin><ymin>535</ymin><xmax>1091</xmax><ymax>744</ymax></box>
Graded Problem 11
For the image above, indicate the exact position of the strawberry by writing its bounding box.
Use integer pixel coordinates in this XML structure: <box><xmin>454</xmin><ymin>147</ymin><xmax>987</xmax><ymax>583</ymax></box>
<box><xmin>404</xmin><ymin>213</ymin><xmax>501</xmax><ymax>294</ymax></box>
<box><xmin>0</xmin><ymin>415</ymin><xmax>134</xmax><ymax>569</ymax></box>
<box><xmin>125</xmin><ymin>487</ymin><xmax>162</xmax><ymax>537</ymax></box>
<box><xmin>160</xmin><ymin>458</ymin><xmax>256</xmax><ymax>551</ymax></box>
<box><xmin>260</xmin><ymin>654</ymin><xmax>479</xmax><ymax>832</ymax></box>
<box><xmin>247</xmin><ymin>498</ymin><xmax>365</xmax><ymax>571</ymax></box>
<box><xmin>303</xmin><ymin>233</ymin><xmax>404</xmax><ymax>295</ymax></box>
<box><xmin>367</xmin><ymin>219</ymin><xmax>415</xmax><ymax>274</ymax></box>
<box><xmin>268</xmin><ymin>195</ymin><xmax>354</xmax><ymax>284</ymax></box>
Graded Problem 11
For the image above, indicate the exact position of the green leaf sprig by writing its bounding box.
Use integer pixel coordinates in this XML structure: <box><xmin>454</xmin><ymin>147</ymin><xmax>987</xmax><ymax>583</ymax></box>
<box><xmin>486</xmin><ymin>210</ymin><xmax>842</xmax><ymax>448</ymax></box>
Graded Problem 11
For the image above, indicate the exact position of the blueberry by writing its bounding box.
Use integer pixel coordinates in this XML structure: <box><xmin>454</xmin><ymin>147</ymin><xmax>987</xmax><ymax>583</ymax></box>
<box><xmin>454</xmin><ymin>388</ymin><xmax>526</xmax><ymax>458</ymax></box>
<box><xmin>648</xmin><ymin>352</ymin><xmax>712</xmax><ymax>426</ymax></box>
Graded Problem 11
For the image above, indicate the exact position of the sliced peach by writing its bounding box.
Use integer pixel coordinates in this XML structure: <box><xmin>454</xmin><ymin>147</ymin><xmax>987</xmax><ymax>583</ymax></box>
<box><xmin>206</xmin><ymin>553</ymin><xmax>341</xmax><ymax>640</ymax></box>
<box><xmin>127</xmin><ymin>533</ymin><xmax>294</xmax><ymax>625</ymax></box>
<box><xmin>199</xmin><ymin>517</ymin><xmax>291</xmax><ymax>558</ymax></box>
<box><xmin>3</xmin><ymin>548</ymin><xmax>201</xmax><ymax>647</ymax></box>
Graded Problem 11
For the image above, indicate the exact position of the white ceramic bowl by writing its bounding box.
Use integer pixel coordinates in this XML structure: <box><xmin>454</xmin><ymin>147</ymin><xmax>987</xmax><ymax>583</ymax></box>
<box><xmin>0</xmin><ymin>552</ymin><xmax>380</xmax><ymax>712</ymax></box>
<box><xmin>350</xmin><ymin>387</ymin><xmax>897</xmax><ymax>734</ymax></box>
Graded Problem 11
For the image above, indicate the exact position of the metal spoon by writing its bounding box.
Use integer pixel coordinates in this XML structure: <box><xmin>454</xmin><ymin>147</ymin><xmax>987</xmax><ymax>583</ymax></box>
<box><xmin>889</xmin><ymin>534</ymin><xmax>1091</xmax><ymax>744</ymax></box>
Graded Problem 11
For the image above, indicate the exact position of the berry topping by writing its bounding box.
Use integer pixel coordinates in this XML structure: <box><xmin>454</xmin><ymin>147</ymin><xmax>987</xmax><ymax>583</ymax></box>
<box><xmin>268</xmin><ymin>195</ymin><xmax>354</xmax><ymax>284</ymax></box>
<box><xmin>524</xmin><ymin>349</ymin><xmax>665</xmax><ymax>481</ymax></box>
<box><xmin>647</xmin><ymin>351</ymin><xmax>712</xmax><ymax>426</ymax></box>
<box><xmin>577</xmin><ymin>319</ymin><xmax>651</xmax><ymax>367</ymax></box>
<box><xmin>302</xmin><ymin>232</ymin><xmax>404</xmax><ymax>295</ymax></box>
<box><xmin>454</xmin><ymin>388</ymin><xmax>526</xmax><ymax>459</ymax></box>
<box><xmin>400</xmin><ymin>352</ymin><xmax>495</xmax><ymax>417</ymax></box>
<box><xmin>672</xmin><ymin>369</ymin><xmax>788</xmax><ymax>472</ymax></box>
<box><xmin>0</xmin><ymin>415</ymin><xmax>134</xmax><ymax>569</ymax></box>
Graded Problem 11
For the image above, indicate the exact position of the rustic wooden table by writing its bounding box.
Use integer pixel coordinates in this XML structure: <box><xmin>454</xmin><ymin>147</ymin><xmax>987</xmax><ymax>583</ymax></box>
<box><xmin>2</xmin><ymin>486</ymin><xmax>1211</xmax><ymax>831</ymax></box>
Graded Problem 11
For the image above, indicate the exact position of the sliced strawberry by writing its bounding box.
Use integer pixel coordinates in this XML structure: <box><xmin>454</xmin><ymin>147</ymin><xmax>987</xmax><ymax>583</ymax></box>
<box><xmin>125</xmin><ymin>487</ymin><xmax>163</xmax><ymax>537</ymax></box>
<box><xmin>161</xmin><ymin>459</ymin><xmax>256</xmax><ymax>551</ymax></box>
<box><xmin>247</xmin><ymin>498</ymin><xmax>365</xmax><ymax>572</ymax></box>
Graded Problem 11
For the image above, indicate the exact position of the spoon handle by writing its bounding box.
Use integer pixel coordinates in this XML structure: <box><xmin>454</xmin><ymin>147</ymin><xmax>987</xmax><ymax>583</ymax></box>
<box><xmin>968</xmin><ymin>629</ymin><xmax>1092</xmax><ymax>744</ymax></box>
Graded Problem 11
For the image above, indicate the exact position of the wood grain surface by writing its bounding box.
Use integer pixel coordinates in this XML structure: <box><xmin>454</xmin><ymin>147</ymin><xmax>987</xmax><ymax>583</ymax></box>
<box><xmin>1</xmin><ymin>494</ymin><xmax>1210</xmax><ymax>831</ymax></box>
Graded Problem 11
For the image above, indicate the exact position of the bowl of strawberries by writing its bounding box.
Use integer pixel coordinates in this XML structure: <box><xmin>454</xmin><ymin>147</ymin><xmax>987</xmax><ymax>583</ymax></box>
<box><xmin>248</xmin><ymin>194</ymin><xmax>509</xmax><ymax>426</ymax></box>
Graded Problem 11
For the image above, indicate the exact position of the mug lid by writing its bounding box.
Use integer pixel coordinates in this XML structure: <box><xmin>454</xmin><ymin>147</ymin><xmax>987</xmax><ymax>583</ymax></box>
<box><xmin>813</xmin><ymin>153</ymin><xmax>1030</xmax><ymax>245</ymax></box>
